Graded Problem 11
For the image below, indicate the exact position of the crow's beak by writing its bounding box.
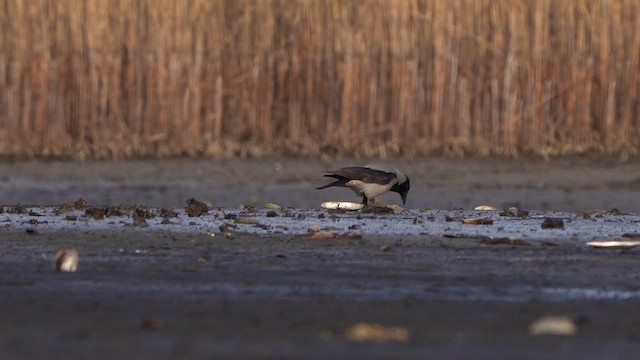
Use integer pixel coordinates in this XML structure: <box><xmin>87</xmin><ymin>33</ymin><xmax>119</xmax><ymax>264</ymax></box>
<box><xmin>401</xmin><ymin>192</ymin><xmax>407</xmax><ymax>205</ymax></box>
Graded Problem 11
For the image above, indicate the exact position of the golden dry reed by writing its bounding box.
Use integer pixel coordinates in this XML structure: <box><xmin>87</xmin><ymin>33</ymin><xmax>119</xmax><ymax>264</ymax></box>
<box><xmin>1</xmin><ymin>0</ymin><xmax>639</xmax><ymax>159</ymax></box>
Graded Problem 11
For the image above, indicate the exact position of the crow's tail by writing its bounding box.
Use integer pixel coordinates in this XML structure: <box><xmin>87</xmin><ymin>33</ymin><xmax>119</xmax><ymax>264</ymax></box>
<box><xmin>316</xmin><ymin>177</ymin><xmax>347</xmax><ymax>190</ymax></box>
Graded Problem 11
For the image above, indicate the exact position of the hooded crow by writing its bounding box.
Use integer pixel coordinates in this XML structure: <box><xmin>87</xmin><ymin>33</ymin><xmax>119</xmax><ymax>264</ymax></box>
<box><xmin>316</xmin><ymin>163</ymin><xmax>410</xmax><ymax>205</ymax></box>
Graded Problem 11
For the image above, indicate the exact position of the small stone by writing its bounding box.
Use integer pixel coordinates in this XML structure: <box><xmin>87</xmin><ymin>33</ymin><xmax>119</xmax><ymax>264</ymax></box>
<box><xmin>158</xmin><ymin>208</ymin><xmax>178</xmax><ymax>218</ymax></box>
<box><xmin>462</xmin><ymin>218</ymin><xmax>493</xmax><ymax>225</ymax></box>
<box><xmin>74</xmin><ymin>198</ymin><xmax>87</xmax><ymax>210</ymax></box>
<box><xmin>185</xmin><ymin>198</ymin><xmax>210</xmax><ymax>217</ymax></box>
<box><xmin>132</xmin><ymin>215</ymin><xmax>149</xmax><ymax>227</ymax></box>
<box><xmin>57</xmin><ymin>202</ymin><xmax>74</xmax><ymax>213</ymax></box>
<box><xmin>541</xmin><ymin>218</ymin><xmax>564</xmax><ymax>229</ymax></box>
<box><xmin>85</xmin><ymin>207</ymin><xmax>106</xmax><ymax>220</ymax></box>
<box><xmin>266</xmin><ymin>210</ymin><xmax>278</xmax><ymax>217</ymax></box>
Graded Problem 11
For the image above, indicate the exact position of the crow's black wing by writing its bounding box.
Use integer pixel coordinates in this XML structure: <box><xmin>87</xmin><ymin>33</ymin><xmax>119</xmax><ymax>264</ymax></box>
<box><xmin>327</xmin><ymin>167</ymin><xmax>396</xmax><ymax>185</ymax></box>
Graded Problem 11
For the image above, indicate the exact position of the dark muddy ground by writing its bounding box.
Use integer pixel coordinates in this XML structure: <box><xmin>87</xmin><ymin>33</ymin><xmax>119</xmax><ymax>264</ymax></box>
<box><xmin>1</xmin><ymin>159</ymin><xmax>640</xmax><ymax>359</ymax></box>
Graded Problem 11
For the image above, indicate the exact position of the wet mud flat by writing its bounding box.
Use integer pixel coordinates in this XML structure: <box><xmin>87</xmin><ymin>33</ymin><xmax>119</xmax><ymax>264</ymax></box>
<box><xmin>2</xmin><ymin>203</ymin><xmax>640</xmax><ymax>359</ymax></box>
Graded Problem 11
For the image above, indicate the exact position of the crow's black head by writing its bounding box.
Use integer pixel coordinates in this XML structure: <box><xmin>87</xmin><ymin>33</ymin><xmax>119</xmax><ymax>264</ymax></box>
<box><xmin>391</xmin><ymin>177</ymin><xmax>410</xmax><ymax>205</ymax></box>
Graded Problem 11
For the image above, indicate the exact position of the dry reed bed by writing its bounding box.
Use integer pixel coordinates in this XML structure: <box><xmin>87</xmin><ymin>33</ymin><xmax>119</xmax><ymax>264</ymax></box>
<box><xmin>0</xmin><ymin>0</ymin><xmax>639</xmax><ymax>159</ymax></box>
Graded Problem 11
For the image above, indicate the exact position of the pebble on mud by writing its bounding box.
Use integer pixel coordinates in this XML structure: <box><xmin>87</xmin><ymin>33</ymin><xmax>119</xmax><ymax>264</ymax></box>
<box><xmin>185</xmin><ymin>198</ymin><xmax>210</xmax><ymax>217</ymax></box>
<box><xmin>345</xmin><ymin>322</ymin><xmax>410</xmax><ymax>343</ymax></box>
<box><xmin>266</xmin><ymin>210</ymin><xmax>279</xmax><ymax>217</ymax></box>
<box><xmin>541</xmin><ymin>218</ymin><xmax>565</xmax><ymax>229</ymax></box>
<box><xmin>74</xmin><ymin>198</ymin><xmax>87</xmax><ymax>210</ymax></box>
<box><xmin>463</xmin><ymin>218</ymin><xmax>494</xmax><ymax>225</ymax></box>
<box><xmin>219</xmin><ymin>223</ymin><xmax>237</xmax><ymax>233</ymax></box>
<box><xmin>56</xmin><ymin>202</ymin><xmax>74</xmax><ymax>213</ymax></box>
<box><xmin>54</xmin><ymin>249</ymin><xmax>79</xmax><ymax>272</ymax></box>
<box><xmin>528</xmin><ymin>316</ymin><xmax>577</xmax><ymax>336</ymax></box>
<box><xmin>362</xmin><ymin>206</ymin><xmax>395</xmax><ymax>214</ymax></box>
<box><xmin>500</xmin><ymin>207</ymin><xmax>529</xmax><ymax>218</ymax></box>
<box><xmin>158</xmin><ymin>208</ymin><xmax>178</xmax><ymax>218</ymax></box>
<box><xmin>85</xmin><ymin>207</ymin><xmax>106</xmax><ymax>220</ymax></box>
<box><xmin>132</xmin><ymin>215</ymin><xmax>149</xmax><ymax>227</ymax></box>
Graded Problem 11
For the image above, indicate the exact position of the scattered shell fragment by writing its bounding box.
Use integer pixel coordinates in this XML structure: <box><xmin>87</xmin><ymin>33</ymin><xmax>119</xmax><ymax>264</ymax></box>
<box><xmin>462</xmin><ymin>218</ymin><xmax>494</xmax><ymax>225</ymax></box>
<box><xmin>264</xmin><ymin>203</ymin><xmax>282</xmax><ymax>210</ymax></box>
<box><xmin>378</xmin><ymin>245</ymin><xmax>392</xmax><ymax>252</ymax></box>
<box><xmin>345</xmin><ymin>322</ymin><xmax>410</xmax><ymax>343</ymax></box>
<box><xmin>308</xmin><ymin>231</ymin><xmax>336</xmax><ymax>239</ymax></box>
<box><xmin>386</xmin><ymin>204</ymin><xmax>404</xmax><ymax>212</ymax></box>
<box><xmin>474</xmin><ymin>205</ymin><xmax>497</xmax><ymax>211</ymax></box>
<box><xmin>307</xmin><ymin>225</ymin><xmax>321</xmax><ymax>233</ymax></box>
<box><xmin>55</xmin><ymin>249</ymin><xmax>79</xmax><ymax>272</ymax></box>
<box><xmin>586</xmin><ymin>240</ymin><xmax>640</xmax><ymax>250</ymax></box>
<box><xmin>321</xmin><ymin>202</ymin><xmax>364</xmax><ymax>211</ymax></box>
<box><xmin>528</xmin><ymin>316</ymin><xmax>577</xmax><ymax>336</ymax></box>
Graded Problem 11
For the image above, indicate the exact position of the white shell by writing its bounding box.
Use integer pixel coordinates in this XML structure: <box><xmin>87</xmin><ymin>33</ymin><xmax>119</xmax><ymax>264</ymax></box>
<box><xmin>264</xmin><ymin>203</ymin><xmax>282</xmax><ymax>210</ymax></box>
<box><xmin>474</xmin><ymin>205</ymin><xmax>497</xmax><ymax>211</ymax></box>
<box><xmin>55</xmin><ymin>249</ymin><xmax>79</xmax><ymax>272</ymax></box>
<box><xmin>529</xmin><ymin>316</ymin><xmax>576</xmax><ymax>336</ymax></box>
<box><xmin>321</xmin><ymin>202</ymin><xmax>364</xmax><ymax>211</ymax></box>
<box><xmin>586</xmin><ymin>240</ymin><xmax>640</xmax><ymax>250</ymax></box>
